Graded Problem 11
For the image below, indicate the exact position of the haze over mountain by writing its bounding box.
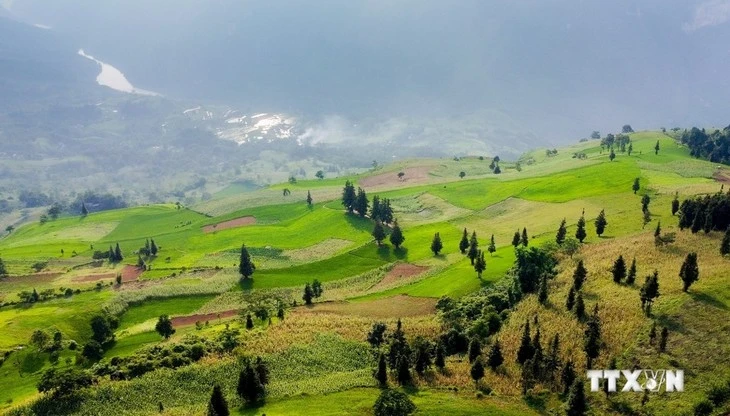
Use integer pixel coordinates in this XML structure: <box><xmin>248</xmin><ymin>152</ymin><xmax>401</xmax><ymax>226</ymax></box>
<box><xmin>5</xmin><ymin>0</ymin><xmax>730</xmax><ymax>142</ymax></box>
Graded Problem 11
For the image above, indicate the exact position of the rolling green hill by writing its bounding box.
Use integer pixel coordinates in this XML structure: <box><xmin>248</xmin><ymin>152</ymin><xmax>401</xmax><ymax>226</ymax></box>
<box><xmin>0</xmin><ymin>131</ymin><xmax>728</xmax><ymax>415</ymax></box>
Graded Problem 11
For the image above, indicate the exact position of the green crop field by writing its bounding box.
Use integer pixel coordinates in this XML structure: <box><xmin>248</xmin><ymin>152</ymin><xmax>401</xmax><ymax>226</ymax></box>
<box><xmin>1</xmin><ymin>131</ymin><xmax>729</xmax><ymax>416</ymax></box>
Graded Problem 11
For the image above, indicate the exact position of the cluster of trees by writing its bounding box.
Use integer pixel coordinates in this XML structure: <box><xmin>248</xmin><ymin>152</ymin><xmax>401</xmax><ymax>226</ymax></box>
<box><xmin>555</xmin><ymin>210</ymin><xmax>608</xmax><ymax>247</ymax></box>
<box><xmin>371</xmin><ymin>195</ymin><xmax>395</xmax><ymax>224</ymax></box>
<box><xmin>302</xmin><ymin>279</ymin><xmax>323</xmax><ymax>305</ymax></box>
<box><xmin>372</xmin><ymin>220</ymin><xmax>405</xmax><ymax>249</ymax></box>
<box><xmin>107</xmin><ymin>243</ymin><xmax>124</xmax><ymax>263</ymax></box>
<box><xmin>601</xmin><ymin>133</ymin><xmax>632</xmax><ymax>155</ymax></box>
<box><xmin>203</xmin><ymin>358</ymin><xmax>271</xmax><ymax>415</ymax></box>
<box><xmin>80</xmin><ymin>314</ymin><xmax>119</xmax><ymax>361</ymax></box>
<box><xmin>341</xmin><ymin>181</ymin><xmax>370</xmax><ymax>217</ymax></box>
<box><xmin>489</xmin><ymin>156</ymin><xmax>502</xmax><ymax>174</ymax></box>
<box><xmin>138</xmin><ymin>239</ymin><xmax>159</xmax><ymax>257</ymax></box>
<box><xmin>678</xmin><ymin>190</ymin><xmax>730</xmax><ymax>234</ymax></box>
<box><xmin>238</xmin><ymin>244</ymin><xmax>255</xmax><ymax>279</ymax></box>
<box><xmin>511</xmin><ymin>228</ymin><xmax>530</xmax><ymax>248</ymax></box>
<box><xmin>680</xmin><ymin>126</ymin><xmax>730</xmax><ymax>164</ymax></box>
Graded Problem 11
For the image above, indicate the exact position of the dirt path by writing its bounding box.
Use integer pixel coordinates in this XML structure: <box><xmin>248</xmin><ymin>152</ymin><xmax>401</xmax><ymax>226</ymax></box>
<box><xmin>171</xmin><ymin>309</ymin><xmax>239</xmax><ymax>326</ymax></box>
<box><xmin>202</xmin><ymin>216</ymin><xmax>256</xmax><ymax>233</ymax></box>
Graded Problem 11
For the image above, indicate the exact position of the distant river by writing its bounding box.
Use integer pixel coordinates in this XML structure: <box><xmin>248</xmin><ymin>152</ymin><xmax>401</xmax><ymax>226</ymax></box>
<box><xmin>78</xmin><ymin>49</ymin><xmax>159</xmax><ymax>96</ymax></box>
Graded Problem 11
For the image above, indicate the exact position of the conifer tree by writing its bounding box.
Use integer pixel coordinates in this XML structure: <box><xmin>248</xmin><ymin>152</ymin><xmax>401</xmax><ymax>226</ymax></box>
<box><xmin>679</xmin><ymin>252</ymin><xmax>699</xmax><ymax>292</ymax></box>
<box><xmin>671</xmin><ymin>192</ymin><xmax>679</xmax><ymax>215</ymax></box>
<box><xmin>628</xmin><ymin>141</ymin><xmax>633</xmax><ymax>155</ymax></box>
<box><xmin>303</xmin><ymin>283</ymin><xmax>314</xmax><ymax>305</ymax></box>
<box><xmin>595</xmin><ymin>209</ymin><xmax>607</xmax><ymax>236</ymax></box>
<box><xmin>396</xmin><ymin>356</ymin><xmax>411</xmax><ymax>385</ymax></box>
<box><xmin>389</xmin><ymin>220</ymin><xmax>405</xmax><ymax>249</ymax></box>
<box><xmin>435</xmin><ymin>343</ymin><xmax>446</xmax><ymax>370</ymax></box>
<box><xmin>641</xmin><ymin>194</ymin><xmax>651</xmax><ymax>213</ymax></box>
<box><xmin>487</xmin><ymin>340</ymin><xmax>504</xmax><ymax>371</ymax></box>
<box><xmin>467</xmin><ymin>231</ymin><xmax>479</xmax><ymax>264</ymax></box>
<box><xmin>659</xmin><ymin>327</ymin><xmax>669</xmax><ymax>352</ymax></box>
<box><xmin>633</xmin><ymin>177</ymin><xmax>640</xmax><ymax>194</ymax></box>
<box><xmin>627</xmin><ymin>257</ymin><xmax>637</xmax><ymax>285</ymax></box>
<box><xmin>155</xmin><ymin>315</ymin><xmax>175</xmax><ymax>339</ymax></box>
<box><xmin>561</xmin><ymin>359</ymin><xmax>576</xmax><ymax>395</ymax></box>
<box><xmin>583</xmin><ymin>306</ymin><xmax>601</xmax><ymax>368</ymax></box>
<box><xmin>521</xmin><ymin>227</ymin><xmax>529</xmax><ymax>247</ymax></box>
<box><xmin>341</xmin><ymin>181</ymin><xmax>356</xmax><ymax>213</ymax></box>
<box><xmin>430</xmin><ymin>232</ymin><xmax>443</xmax><ymax>255</ymax></box>
<box><xmin>114</xmin><ymin>243</ymin><xmax>123</xmax><ymax>262</ymax></box>
<box><xmin>150</xmin><ymin>239</ymin><xmax>158</xmax><ymax>256</ymax></box>
<box><xmin>470</xmin><ymin>358</ymin><xmax>485</xmax><ymax>387</ymax></box>
<box><xmin>572</xmin><ymin>260</ymin><xmax>587</xmax><ymax>291</ymax></box>
<box><xmin>575</xmin><ymin>215</ymin><xmax>587</xmax><ymax>243</ymax></box>
<box><xmin>556</xmin><ymin>218</ymin><xmax>567</xmax><ymax>245</ymax></box>
<box><xmin>306</xmin><ymin>190</ymin><xmax>313</xmax><ymax>207</ymax></box>
<box><xmin>654</xmin><ymin>140</ymin><xmax>660</xmax><ymax>155</ymax></box>
<box><xmin>81</xmin><ymin>202</ymin><xmax>88</xmax><ymax>217</ymax></box>
<box><xmin>238</xmin><ymin>244</ymin><xmax>255</xmax><ymax>279</ymax></box>
<box><xmin>459</xmin><ymin>228</ymin><xmax>469</xmax><ymax>254</ymax></box>
<box><xmin>546</xmin><ymin>334</ymin><xmax>561</xmax><ymax>380</ymax></box>
<box><xmin>375</xmin><ymin>353</ymin><xmax>388</xmax><ymax>386</ymax></box>
<box><xmin>574</xmin><ymin>293</ymin><xmax>586</xmax><ymax>321</ymax></box>
<box><xmin>566</xmin><ymin>286</ymin><xmax>576</xmax><ymax>311</ymax></box>
<box><xmin>371</xmin><ymin>195</ymin><xmax>381</xmax><ymax>221</ymax></box>
<box><xmin>474</xmin><ymin>250</ymin><xmax>486</xmax><ymax>278</ymax></box>
<box><xmin>237</xmin><ymin>363</ymin><xmax>264</xmax><ymax>404</ymax></box>
<box><xmin>566</xmin><ymin>379</ymin><xmax>587</xmax><ymax>416</ymax></box>
<box><xmin>517</xmin><ymin>320</ymin><xmax>534</xmax><ymax>364</ymax></box>
<box><xmin>468</xmin><ymin>337</ymin><xmax>481</xmax><ymax>363</ymax></box>
<box><xmin>312</xmin><ymin>279</ymin><xmax>323</xmax><ymax>298</ymax></box>
<box><xmin>721</xmin><ymin>227</ymin><xmax>730</xmax><ymax>256</ymax></box>
<box><xmin>245</xmin><ymin>314</ymin><xmax>254</xmax><ymax>330</ymax></box>
<box><xmin>691</xmin><ymin>208</ymin><xmax>704</xmax><ymax>234</ymax></box>
<box><xmin>355</xmin><ymin>187</ymin><xmax>369</xmax><ymax>217</ymax></box>
<box><xmin>207</xmin><ymin>385</ymin><xmax>229</xmax><ymax>416</ymax></box>
<box><xmin>512</xmin><ymin>230</ymin><xmax>521</xmax><ymax>247</ymax></box>
<box><xmin>611</xmin><ymin>255</ymin><xmax>627</xmax><ymax>283</ymax></box>
<box><xmin>413</xmin><ymin>338</ymin><xmax>432</xmax><ymax>375</ymax></box>
<box><xmin>488</xmin><ymin>234</ymin><xmax>496</xmax><ymax>256</ymax></box>
<box><xmin>108</xmin><ymin>245</ymin><xmax>115</xmax><ymax>262</ymax></box>
<box><xmin>640</xmin><ymin>270</ymin><xmax>660</xmax><ymax>316</ymax></box>
<box><xmin>372</xmin><ymin>221</ymin><xmax>386</xmax><ymax>246</ymax></box>
<box><xmin>538</xmin><ymin>275</ymin><xmax>548</xmax><ymax>305</ymax></box>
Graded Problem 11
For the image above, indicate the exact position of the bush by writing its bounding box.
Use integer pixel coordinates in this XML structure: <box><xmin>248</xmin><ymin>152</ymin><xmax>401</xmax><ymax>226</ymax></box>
<box><xmin>694</xmin><ymin>399</ymin><xmax>713</xmax><ymax>416</ymax></box>
<box><xmin>373</xmin><ymin>389</ymin><xmax>416</xmax><ymax>416</ymax></box>
<box><xmin>708</xmin><ymin>381</ymin><xmax>730</xmax><ymax>406</ymax></box>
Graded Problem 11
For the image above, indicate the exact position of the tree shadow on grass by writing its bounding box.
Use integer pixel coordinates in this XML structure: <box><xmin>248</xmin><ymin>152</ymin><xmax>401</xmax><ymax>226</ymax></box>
<box><xmin>689</xmin><ymin>291</ymin><xmax>728</xmax><ymax>311</ymax></box>
<box><xmin>523</xmin><ymin>391</ymin><xmax>549</xmax><ymax>413</ymax></box>
<box><xmin>238</xmin><ymin>278</ymin><xmax>254</xmax><ymax>292</ymax></box>
<box><xmin>237</xmin><ymin>400</ymin><xmax>267</xmax><ymax>416</ymax></box>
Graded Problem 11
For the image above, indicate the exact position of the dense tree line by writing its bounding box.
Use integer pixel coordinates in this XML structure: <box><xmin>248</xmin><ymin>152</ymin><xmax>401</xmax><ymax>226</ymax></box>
<box><xmin>680</xmin><ymin>126</ymin><xmax>730</xmax><ymax>164</ymax></box>
<box><xmin>678</xmin><ymin>190</ymin><xmax>730</xmax><ymax>233</ymax></box>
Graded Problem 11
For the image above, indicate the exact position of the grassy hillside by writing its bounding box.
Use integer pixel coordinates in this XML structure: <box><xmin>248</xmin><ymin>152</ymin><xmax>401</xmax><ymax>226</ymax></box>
<box><xmin>0</xmin><ymin>131</ymin><xmax>728</xmax><ymax>415</ymax></box>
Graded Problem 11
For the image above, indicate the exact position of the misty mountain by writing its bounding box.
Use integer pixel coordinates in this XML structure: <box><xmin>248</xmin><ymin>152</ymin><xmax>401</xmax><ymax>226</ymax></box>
<box><xmin>5</xmin><ymin>0</ymin><xmax>730</xmax><ymax>142</ymax></box>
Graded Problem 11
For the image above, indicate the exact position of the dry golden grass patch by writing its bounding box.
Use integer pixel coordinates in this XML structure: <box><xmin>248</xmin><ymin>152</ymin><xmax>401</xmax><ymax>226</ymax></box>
<box><xmin>298</xmin><ymin>295</ymin><xmax>437</xmax><ymax>319</ymax></box>
<box><xmin>283</xmin><ymin>238</ymin><xmax>353</xmax><ymax>262</ymax></box>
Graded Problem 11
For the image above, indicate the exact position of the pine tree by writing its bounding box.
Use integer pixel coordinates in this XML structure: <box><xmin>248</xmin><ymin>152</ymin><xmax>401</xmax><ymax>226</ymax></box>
<box><xmin>679</xmin><ymin>252</ymin><xmax>699</xmax><ymax>292</ymax></box>
<box><xmin>470</xmin><ymin>358</ymin><xmax>485</xmax><ymax>387</ymax></box>
<box><xmin>108</xmin><ymin>245</ymin><xmax>115</xmax><ymax>262</ymax></box>
<box><xmin>722</xmin><ymin>227</ymin><xmax>730</xmax><ymax>256</ymax></box>
<box><xmin>566</xmin><ymin>286</ymin><xmax>575</xmax><ymax>311</ymax></box>
<box><xmin>654</xmin><ymin>140</ymin><xmax>660</xmax><ymax>155</ymax></box>
<box><xmin>627</xmin><ymin>257</ymin><xmax>637</xmax><ymax>285</ymax></box>
<box><xmin>81</xmin><ymin>202</ymin><xmax>88</xmax><ymax>217</ymax></box>
<box><xmin>303</xmin><ymin>283</ymin><xmax>314</xmax><ymax>305</ymax></box>
<box><xmin>566</xmin><ymin>379</ymin><xmax>587</xmax><ymax>416</ymax></box>
<box><xmin>413</xmin><ymin>337</ymin><xmax>432</xmax><ymax>375</ymax></box>
<box><xmin>574</xmin><ymin>293</ymin><xmax>585</xmax><ymax>321</ymax></box>
<box><xmin>691</xmin><ymin>208</ymin><xmax>704</xmax><ymax>234</ymax></box>
<box><xmin>487</xmin><ymin>340</ymin><xmax>504</xmax><ymax>371</ymax></box>
<box><xmin>561</xmin><ymin>359</ymin><xmax>576</xmax><ymax>395</ymax></box>
<box><xmin>521</xmin><ymin>227</ymin><xmax>529</xmax><ymax>247</ymax></box>
<box><xmin>238</xmin><ymin>244</ymin><xmax>255</xmax><ymax>279</ymax></box>
<box><xmin>633</xmin><ymin>177</ymin><xmax>640</xmax><ymax>194</ymax></box>
<box><xmin>487</xmin><ymin>234</ymin><xmax>496</xmax><ymax>256</ymax></box>
<box><xmin>538</xmin><ymin>275</ymin><xmax>548</xmax><ymax>305</ymax></box>
<box><xmin>640</xmin><ymin>270</ymin><xmax>660</xmax><ymax>316</ymax></box>
<box><xmin>468</xmin><ymin>338</ymin><xmax>481</xmax><ymax>363</ymax></box>
<box><xmin>150</xmin><ymin>239</ymin><xmax>158</xmax><ymax>256</ymax></box>
<box><xmin>611</xmin><ymin>255</ymin><xmax>627</xmax><ymax>283</ymax></box>
<box><xmin>371</xmin><ymin>195</ymin><xmax>381</xmax><ymax>221</ymax></box>
<box><xmin>207</xmin><ymin>385</ymin><xmax>229</xmax><ymax>416</ymax></box>
<box><xmin>430</xmin><ymin>232</ymin><xmax>443</xmax><ymax>255</ymax></box>
<box><xmin>671</xmin><ymin>192</ymin><xmax>679</xmax><ymax>215</ymax></box>
<box><xmin>375</xmin><ymin>353</ymin><xmax>388</xmax><ymax>386</ymax></box>
<box><xmin>312</xmin><ymin>279</ymin><xmax>323</xmax><ymax>298</ymax></box>
<box><xmin>434</xmin><ymin>343</ymin><xmax>446</xmax><ymax>370</ymax></box>
<box><xmin>517</xmin><ymin>320</ymin><xmax>534</xmax><ymax>364</ymax></box>
<box><xmin>512</xmin><ymin>230</ymin><xmax>521</xmax><ymax>248</ymax></box>
<box><xmin>245</xmin><ymin>314</ymin><xmax>254</xmax><ymax>330</ymax></box>
<box><xmin>355</xmin><ymin>187</ymin><xmax>369</xmax><ymax>217</ymax></box>
<box><xmin>572</xmin><ymin>260</ymin><xmax>587</xmax><ymax>291</ymax></box>
<box><xmin>641</xmin><ymin>194</ymin><xmax>651</xmax><ymax>213</ymax></box>
<box><xmin>306</xmin><ymin>190</ymin><xmax>313</xmax><ymax>207</ymax></box>
<box><xmin>595</xmin><ymin>209</ymin><xmax>607</xmax><ymax>237</ymax></box>
<box><xmin>155</xmin><ymin>315</ymin><xmax>175</xmax><ymax>339</ymax></box>
<box><xmin>546</xmin><ymin>334</ymin><xmax>561</xmax><ymax>381</ymax></box>
<box><xmin>237</xmin><ymin>363</ymin><xmax>264</xmax><ymax>404</ymax></box>
<box><xmin>372</xmin><ymin>221</ymin><xmax>386</xmax><ymax>246</ymax></box>
<box><xmin>556</xmin><ymin>218</ymin><xmax>567</xmax><ymax>245</ymax></box>
<box><xmin>474</xmin><ymin>250</ymin><xmax>486</xmax><ymax>278</ymax></box>
<box><xmin>341</xmin><ymin>181</ymin><xmax>356</xmax><ymax>213</ymax></box>
<box><xmin>659</xmin><ymin>327</ymin><xmax>669</xmax><ymax>352</ymax></box>
<box><xmin>575</xmin><ymin>215</ymin><xmax>587</xmax><ymax>243</ymax></box>
<box><xmin>389</xmin><ymin>220</ymin><xmax>405</xmax><ymax>249</ymax></box>
<box><xmin>609</xmin><ymin>148</ymin><xmax>616</xmax><ymax>161</ymax></box>
<box><xmin>396</xmin><ymin>356</ymin><xmax>411</xmax><ymax>385</ymax></box>
<box><xmin>114</xmin><ymin>243</ymin><xmax>123</xmax><ymax>262</ymax></box>
<box><xmin>459</xmin><ymin>228</ymin><xmax>469</xmax><ymax>254</ymax></box>
<box><xmin>467</xmin><ymin>231</ymin><xmax>479</xmax><ymax>264</ymax></box>
<box><xmin>583</xmin><ymin>306</ymin><xmax>601</xmax><ymax>368</ymax></box>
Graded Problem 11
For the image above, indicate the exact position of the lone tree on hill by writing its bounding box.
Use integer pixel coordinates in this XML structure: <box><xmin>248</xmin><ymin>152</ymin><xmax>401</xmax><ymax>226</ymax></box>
<box><xmin>459</xmin><ymin>171</ymin><xmax>466</xmax><ymax>179</ymax></box>
<box><xmin>679</xmin><ymin>252</ymin><xmax>699</xmax><ymax>292</ymax></box>
<box><xmin>640</xmin><ymin>270</ymin><xmax>660</xmax><ymax>316</ymax></box>
<box><xmin>641</xmin><ymin>194</ymin><xmax>651</xmax><ymax>213</ymax></box>
<box><xmin>722</xmin><ymin>227</ymin><xmax>730</xmax><ymax>256</ymax></box>
<box><xmin>459</xmin><ymin>228</ymin><xmax>469</xmax><ymax>254</ymax></box>
<box><xmin>155</xmin><ymin>315</ymin><xmax>175</xmax><ymax>339</ymax></box>
<box><xmin>556</xmin><ymin>218</ymin><xmax>567</xmax><ymax>245</ymax></box>
<box><xmin>655</xmin><ymin>140</ymin><xmax>660</xmax><ymax>155</ymax></box>
<box><xmin>306</xmin><ymin>190</ymin><xmax>313</xmax><ymax>207</ymax></box>
<box><xmin>671</xmin><ymin>192</ymin><xmax>679</xmax><ymax>216</ymax></box>
<box><xmin>512</xmin><ymin>230</ymin><xmax>521</xmax><ymax>248</ymax></box>
<box><xmin>303</xmin><ymin>283</ymin><xmax>314</xmax><ymax>305</ymax></box>
<box><xmin>521</xmin><ymin>227</ymin><xmax>529</xmax><ymax>247</ymax></box>
<box><xmin>474</xmin><ymin>250</ymin><xmax>487</xmax><ymax>278</ymax></box>
<box><xmin>622</xmin><ymin>124</ymin><xmax>634</xmax><ymax>133</ymax></box>
<box><xmin>81</xmin><ymin>202</ymin><xmax>88</xmax><ymax>217</ymax></box>
<box><xmin>573</xmin><ymin>260</ymin><xmax>588</xmax><ymax>291</ymax></box>
<box><xmin>467</xmin><ymin>231</ymin><xmax>479</xmax><ymax>264</ymax></box>
<box><xmin>239</xmin><ymin>244</ymin><xmax>255</xmax><ymax>279</ymax></box>
<box><xmin>372</xmin><ymin>221</ymin><xmax>386</xmax><ymax>246</ymax></box>
<box><xmin>611</xmin><ymin>255</ymin><xmax>627</xmax><ymax>283</ymax></box>
<box><xmin>609</xmin><ymin>148</ymin><xmax>616</xmax><ymax>161</ymax></box>
<box><xmin>487</xmin><ymin>340</ymin><xmax>504</xmax><ymax>371</ymax></box>
<box><xmin>488</xmin><ymin>234</ymin><xmax>496</xmax><ymax>256</ymax></box>
<box><xmin>389</xmin><ymin>220</ymin><xmax>405</xmax><ymax>249</ymax></box>
<box><xmin>595</xmin><ymin>210</ymin><xmax>608</xmax><ymax>237</ymax></box>
<box><xmin>315</xmin><ymin>170</ymin><xmax>325</xmax><ymax>180</ymax></box>
<box><xmin>431</xmin><ymin>232</ymin><xmax>443</xmax><ymax>255</ymax></box>
<box><xmin>566</xmin><ymin>379</ymin><xmax>587</xmax><ymax>416</ymax></box>
<box><xmin>633</xmin><ymin>178</ymin><xmax>640</xmax><ymax>194</ymax></box>
<box><xmin>575</xmin><ymin>215</ymin><xmax>587</xmax><ymax>243</ymax></box>
<box><xmin>207</xmin><ymin>385</ymin><xmax>229</xmax><ymax>416</ymax></box>
<box><xmin>470</xmin><ymin>358</ymin><xmax>485</xmax><ymax>387</ymax></box>
<box><xmin>150</xmin><ymin>239</ymin><xmax>158</xmax><ymax>256</ymax></box>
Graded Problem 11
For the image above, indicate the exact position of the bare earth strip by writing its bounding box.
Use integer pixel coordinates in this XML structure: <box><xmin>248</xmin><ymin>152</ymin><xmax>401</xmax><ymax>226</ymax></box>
<box><xmin>371</xmin><ymin>263</ymin><xmax>429</xmax><ymax>292</ymax></box>
<box><xmin>714</xmin><ymin>169</ymin><xmax>730</xmax><ymax>185</ymax></box>
<box><xmin>120</xmin><ymin>265</ymin><xmax>143</xmax><ymax>282</ymax></box>
<box><xmin>202</xmin><ymin>216</ymin><xmax>256</xmax><ymax>233</ymax></box>
<box><xmin>296</xmin><ymin>295</ymin><xmax>436</xmax><ymax>318</ymax></box>
<box><xmin>359</xmin><ymin>167</ymin><xmax>432</xmax><ymax>188</ymax></box>
<box><xmin>73</xmin><ymin>272</ymin><xmax>116</xmax><ymax>283</ymax></box>
<box><xmin>171</xmin><ymin>309</ymin><xmax>239</xmax><ymax>327</ymax></box>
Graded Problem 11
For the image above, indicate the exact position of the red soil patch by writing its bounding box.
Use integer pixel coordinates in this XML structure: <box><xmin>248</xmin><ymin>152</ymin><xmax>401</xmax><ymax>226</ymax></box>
<box><xmin>202</xmin><ymin>216</ymin><xmax>257</xmax><ymax>233</ymax></box>
<box><xmin>120</xmin><ymin>265</ymin><xmax>144</xmax><ymax>282</ymax></box>
<box><xmin>359</xmin><ymin>167</ymin><xmax>432</xmax><ymax>188</ymax></box>
<box><xmin>714</xmin><ymin>169</ymin><xmax>730</xmax><ymax>185</ymax></box>
<box><xmin>372</xmin><ymin>263</ymin><xmax>428</xmax><ymax>291</ymax></box>
<box><xmin>73</xmin><ymin>272</ymin><xmax>116</xmax><ymax>283</ymax></box>
<box><xmin>171</xmin><ymin>309</ymin><xmax>239</xmax><ymax>327</ymax></box>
